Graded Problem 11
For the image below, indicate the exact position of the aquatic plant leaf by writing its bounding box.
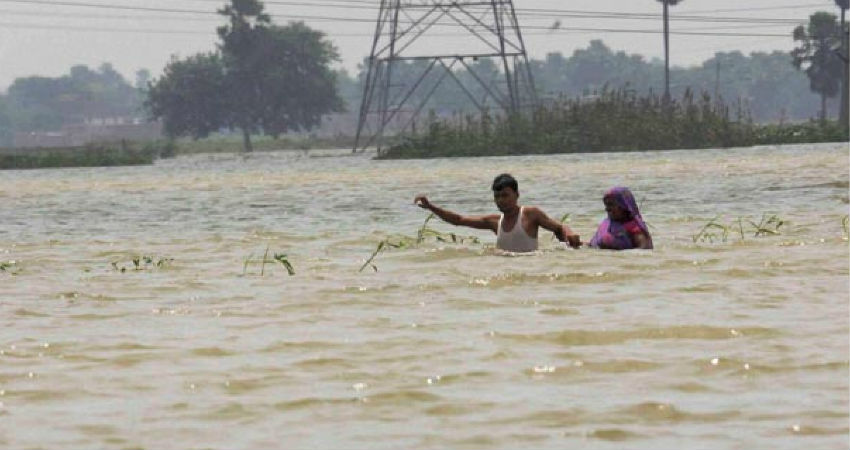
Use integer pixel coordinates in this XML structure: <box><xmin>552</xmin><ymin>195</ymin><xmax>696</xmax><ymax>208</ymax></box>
<box><xmin>416</xmin><ymin>213</ymin><xmax>435</xmax><ymax>244</ymax></box>
<box><xmin>273</xmin><ymin>253</ymin><xmax>295</xmax><ymax>276</ymax></box>
<box><xmin>359</xmin><ymin>241</ymin><xmax>387</xmax><ymax>273</ymax></box>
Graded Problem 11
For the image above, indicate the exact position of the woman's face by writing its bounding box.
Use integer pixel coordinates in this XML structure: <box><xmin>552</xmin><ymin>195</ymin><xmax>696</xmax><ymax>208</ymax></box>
<box><xmin>604</xmin><ymin>196</ymin><xmax>630</xmax><ymax>222</ymax></box>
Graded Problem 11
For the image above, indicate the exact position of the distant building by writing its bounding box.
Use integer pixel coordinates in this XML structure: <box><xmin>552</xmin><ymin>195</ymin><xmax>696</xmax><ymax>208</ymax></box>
<box><xmin>11</xmin><ymin>131</ymin><xmax>71</xmax><ymax>148</ymax></box>
<box><xmin>12</xmin><ymin>117</ymin><xmax>163</xmax><ymax>149</ymax></box>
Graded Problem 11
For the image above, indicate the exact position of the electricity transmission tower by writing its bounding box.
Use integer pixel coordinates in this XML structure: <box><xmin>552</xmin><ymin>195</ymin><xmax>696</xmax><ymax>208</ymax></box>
<box><xmin>353</xmin><ymin>0</ymin><xmax>538</xmax><ymax>153</ymax></box>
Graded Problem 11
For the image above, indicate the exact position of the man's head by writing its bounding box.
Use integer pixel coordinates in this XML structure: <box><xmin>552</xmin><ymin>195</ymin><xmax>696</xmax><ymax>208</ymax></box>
<box><xmin>492</xmin><ymin>173</ymin><xmax>519</xmax><ymax>213</ymax></box>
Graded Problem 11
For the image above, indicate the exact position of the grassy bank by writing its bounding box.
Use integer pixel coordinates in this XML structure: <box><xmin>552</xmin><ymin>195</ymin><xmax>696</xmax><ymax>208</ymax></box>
<box><xmin>0</xmin><ymin>140</ymin><xmax>173</xmax><ymax>170</ymax></box>
<box><xmin>378</xmin><ymin>89</ymin><xmax>849</xmax><ymax>159</ymax></box>
<box><xmin>173</xmin><ymin>134</ymin><xmax>355</xmax><ymax>154</ymax></box>
<box><xmin>0</xmin><ymin>134</ymin><xmax>357</xmax><ymax>169</ymax></box>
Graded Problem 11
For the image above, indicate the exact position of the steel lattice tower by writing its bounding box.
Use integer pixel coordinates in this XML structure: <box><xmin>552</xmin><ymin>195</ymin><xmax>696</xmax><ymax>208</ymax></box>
<box><xmin>353</xmin><ymin>0</ymin><xmax>538</xmax><ymax>152</ymax></box>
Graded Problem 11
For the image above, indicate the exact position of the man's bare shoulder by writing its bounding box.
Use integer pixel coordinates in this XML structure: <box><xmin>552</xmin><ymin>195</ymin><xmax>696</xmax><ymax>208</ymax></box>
<box><xmin>522</xmin><ymin>206</ymin><xmax>545</xmax><ymax>217</ymax></box>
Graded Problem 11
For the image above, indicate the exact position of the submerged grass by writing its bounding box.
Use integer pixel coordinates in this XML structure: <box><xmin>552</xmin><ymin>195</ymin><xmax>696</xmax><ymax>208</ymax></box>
<box><xmin>0</xmin><ymin>260</ymin><xmax>19</xmax><ymax>275</ymax></box>
<box><xmin>379</xmin><ymin>88</ymin><xmax>849</xmax><ymax>159</ymax></box>
<box><xmin>243</xmin><ymin>246</ymin><xmax>295</xmax><ymax>276</ymax></box>
<box><xmin>111</xmin><ymin>256</ymin><xmax>174</xmax><ymax>273</ymax></box>
<box><xmin>360</xmin><ymin>213</ymin><xmax>481</xmax><ymax>272</ymax></box>
<box><xmin>693</xmin><ymin>214</ymin><xmax>786</xmax><ymax>243</ymax></box>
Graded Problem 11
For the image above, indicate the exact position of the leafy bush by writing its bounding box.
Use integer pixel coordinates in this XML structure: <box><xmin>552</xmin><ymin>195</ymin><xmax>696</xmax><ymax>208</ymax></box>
<box><xmin>379</xmin><ymin>88</ymin><xmax>849</xmax><ymax>159</ymax></box>
<box><xmin>0</xmin><ymin>140</ymin><xmax>171</xmax><ymax>169</ymax></box>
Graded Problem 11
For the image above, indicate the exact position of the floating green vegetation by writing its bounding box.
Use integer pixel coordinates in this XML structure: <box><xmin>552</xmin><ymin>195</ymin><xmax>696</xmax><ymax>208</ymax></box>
<box><xmin>273</xmin><ymin>253</ymin><xmax>295</xmax><ymax>276</ymax></box>
<box><xmin>359</xmin><ymin>238</ymin><xmax>411</xmax><ymax>273</ymax></box>
<box><xmin>243</xmin><ymin>246</ymin><xmax>295</xmax><ymax>276</ymax></box>
<box><xmin>111</xmin><ymin>256</ymin><xmax>174</xmax><ymax>273</ymax></box>
<box><xmin>360</xmin><ymin>213</ymin><xmax>481</xmax><ymax>272</ymax></box>
<box><xmin>693</xmin><ymin>214</ymin><xmax>786</xmax><ymax>243</ymax></box>
<box><xmin>0</xmin><ymin>260</ymin><xmax>19</xmax><ymax>275</ymax></box>
<box><xmin>842</xmin><ymin>215</ymin><xmax>849</xmax><ymax>238</ymax></box>
<box><xmin>418</xmin><ymin>213</ymin><xmax>482</xmax><ymax>245</ymax></box>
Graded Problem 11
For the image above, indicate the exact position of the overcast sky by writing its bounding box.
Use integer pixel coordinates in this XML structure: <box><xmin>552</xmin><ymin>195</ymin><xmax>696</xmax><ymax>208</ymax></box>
<box><xmin>0</xmin><ymin>0</ymin><xmax>841</xmax><ymax>90</ymax></box>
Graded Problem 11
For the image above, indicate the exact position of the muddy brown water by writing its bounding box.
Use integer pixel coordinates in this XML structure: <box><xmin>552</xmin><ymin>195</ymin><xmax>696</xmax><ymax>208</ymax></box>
<box><xmin>0</xmin><ymin>143</ymin><xmax>847</xmax><ymax>449</ymax></box>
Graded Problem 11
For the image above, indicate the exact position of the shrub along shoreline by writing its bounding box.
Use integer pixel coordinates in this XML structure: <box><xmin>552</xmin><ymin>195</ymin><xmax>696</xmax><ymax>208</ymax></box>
<box><xmin>0</xmin><ymin>141</ymin><xmax>174</xmax><ymax>170</ymax></box>
<box><xmin>0</xmin><ymin>134</ymin><xmax>355</xmax><ymax>169</ymax></box>
<box><xmin>5</xmin><ymin>88</ymin><xmax>847</xmax><ymax>168</ymax></box>
<box><xmin>377</xmin><ymin>89</ymin><xmax>849</xmax><ymax>160</ymax></box>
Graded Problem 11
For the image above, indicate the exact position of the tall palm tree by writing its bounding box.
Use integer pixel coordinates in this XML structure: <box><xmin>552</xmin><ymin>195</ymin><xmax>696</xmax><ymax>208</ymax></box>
<box><xmin>657</xmin><ymin>0</ymin><xmax>683</xmax><ymax>103</ymax></box>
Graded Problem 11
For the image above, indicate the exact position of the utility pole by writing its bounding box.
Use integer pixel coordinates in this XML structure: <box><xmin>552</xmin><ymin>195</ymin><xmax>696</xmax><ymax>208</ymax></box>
<box><xmin>353</xmin><ymin>0</ymin><xmax>538</xmax><ymax>154</ymax></box>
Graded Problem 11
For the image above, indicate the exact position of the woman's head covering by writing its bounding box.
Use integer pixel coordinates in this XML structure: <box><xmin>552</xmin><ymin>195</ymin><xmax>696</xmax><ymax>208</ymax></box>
<box><xmin>604</xmin><ymin>186</ymin><xmax>650</xmax><ymax>236</ymax></box>
<box><xmin>589</xmin><ymin>186</ymin><xmax>653</xmax><ymax>250</ymax></box>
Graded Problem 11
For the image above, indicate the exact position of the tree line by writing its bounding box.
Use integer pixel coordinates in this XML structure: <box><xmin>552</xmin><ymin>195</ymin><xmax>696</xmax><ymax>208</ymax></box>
<box><xmin>345</xmin><ymin>41</ymin><xmax>835</xmax><ymax>125</ymax></box>
<box><xmin>0</xmin><ymin>64</ymin><xmax>149</xmax><ymax>146</ymax></box>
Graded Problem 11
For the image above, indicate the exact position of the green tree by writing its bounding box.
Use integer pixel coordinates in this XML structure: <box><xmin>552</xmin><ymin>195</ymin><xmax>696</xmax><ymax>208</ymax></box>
<box><xmin>6</xmin><ymin>77</ymin><xmax>65</xmax><ymax>131</ymax></box>
<box><xmin>228</xmin><ymin>21</ymin><xmax>343</xmax><ymax>147</ymax></box>
<box><xmin>0</xmin><ymin>96</ymin><xmax>13</xmax><ymax>146</ymax></box>
<box><xmin>7</xmin><ymin>64</ymin><xmax>141</xmax><ymax>131</ymax></box>
<box><xmin>148</xmin><ymin>0</ymin><xmax>343</xmax><ymax>152</ymax></box>
<box><xmin>145</xmin><ymin>53</ymin><xmax>230</xmax><ymax>139</ymax></box>
<box><xmin>835</xmin><ymin>0</ymin><xmax>848</xmax><ymax>129</ymax></box>
<box><xmin>216</xmin><ymin>0</ymin><xmax>271</xmax><ymax>152</ymax></box>
<box><xmin>791</xmin><ymin>12</ymin><xmax>844</xmax><ymax>121</ymax></box>
<box><xmin>344</xmin><ymin>39</ymin><xmax>828</xmax><ymax>124</ymax></box>
<box><xmin>657</xmin><ymin>0</ymin><xmax>683</xmax><ymax>102</ymax></box>
<box><xmin>135</xmin><ymin>69</ymin><xmax>151</xmax><ymax>91</ymax></box>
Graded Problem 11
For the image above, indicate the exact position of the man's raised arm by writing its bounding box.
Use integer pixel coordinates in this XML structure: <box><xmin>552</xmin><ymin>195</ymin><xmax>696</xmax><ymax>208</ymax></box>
<box><xmin>414</xmin><ymin>195</ymin><xmax>498</xmax><ymax>233</ymax></box>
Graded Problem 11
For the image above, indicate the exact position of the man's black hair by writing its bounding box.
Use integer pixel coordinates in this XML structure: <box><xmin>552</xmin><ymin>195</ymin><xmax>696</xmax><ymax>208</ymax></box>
<box><xmin>492</xmin><ymin>173</ymin><xmax>518</xmax><ymax>193</ymax></box>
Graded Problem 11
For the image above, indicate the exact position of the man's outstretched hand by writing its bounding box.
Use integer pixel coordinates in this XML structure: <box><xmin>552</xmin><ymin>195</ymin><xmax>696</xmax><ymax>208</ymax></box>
<box><xmin>414</xmin><ymin>195</ymin><xmax>432</xmax><ymax>210</ymax></box>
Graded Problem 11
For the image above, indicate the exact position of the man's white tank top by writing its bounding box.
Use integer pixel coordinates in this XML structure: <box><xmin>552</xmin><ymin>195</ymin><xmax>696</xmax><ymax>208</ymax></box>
<box><xmin>496</xmin><ymin>207</ymin><xmax>538</xmax><ymax>252</ymax></box>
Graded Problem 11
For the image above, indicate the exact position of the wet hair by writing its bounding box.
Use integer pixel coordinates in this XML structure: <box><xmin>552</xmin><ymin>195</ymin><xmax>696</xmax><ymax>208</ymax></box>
<box><xmin>492</xmin><ymin>173</ymin><xmax>518</xmax><ymax>193</ymax></box>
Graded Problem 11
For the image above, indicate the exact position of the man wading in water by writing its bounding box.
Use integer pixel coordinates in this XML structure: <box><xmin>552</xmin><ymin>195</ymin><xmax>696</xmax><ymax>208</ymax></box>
<box><xmin>414</xmin><ymin>173</ymin><xmax>581</xmax><ymax>252</ymax></box>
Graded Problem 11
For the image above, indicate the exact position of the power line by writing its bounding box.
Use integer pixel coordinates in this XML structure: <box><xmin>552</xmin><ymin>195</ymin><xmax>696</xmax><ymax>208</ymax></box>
<box><xmin>185</xmin><ymin>0</ymin><xmax>838</xmax><ymax>16</ymax></box>
<box><xmin>0</xmin><ymin>8</ymin><xmax>224</xmax><ymax>22</ymax></box>
<box><xmin>684</xmin><ymin>2</ymin><xmax>832</xmax><ymax>14</ymax></box>
<box><xmin>0</xmin><ymin>0</ymin><xmax>815</xmax><ymax>44</ymax></box>
<box><xmin>0</xmin><ymin>19</ymin><xmax>793</xmax><ymax>38</ymax></box>
<box><xmin>0</xmin><ymin>20</ymin><xmax>214</xmax><ymax>34</ymax></box>
<box><xmin>0</xmin><ymin>0</ymin><xmax>213</xmax><ymax>14</ymax></box>
<box><xmin>0</xmin><ymin>0</ymin><xmax>821</xmax><ymax>25</ymax></box>
<box><xmin>0</xmin><ymin>8</ymin><xmax>800</xmax><ymax>33</ymax></box>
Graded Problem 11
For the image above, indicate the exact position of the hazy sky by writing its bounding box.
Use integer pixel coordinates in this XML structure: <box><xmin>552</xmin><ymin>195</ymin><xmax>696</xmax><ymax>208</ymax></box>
<box><xmin>0</xmin><ymin>0</ymin><xmax>841</xmax><ymax>90</ymax></box>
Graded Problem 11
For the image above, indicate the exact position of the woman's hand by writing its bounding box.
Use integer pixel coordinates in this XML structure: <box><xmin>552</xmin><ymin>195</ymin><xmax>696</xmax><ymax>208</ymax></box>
<box><xmin>632</xmin><ymin>232</ymin><xmax>652</xmax><ymax>249</ymax></box>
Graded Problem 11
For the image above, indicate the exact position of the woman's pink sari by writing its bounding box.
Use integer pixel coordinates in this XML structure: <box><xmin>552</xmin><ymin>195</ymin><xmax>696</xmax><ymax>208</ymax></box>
<box><xmin>589</xmin><ymin>187</ymin><xmax>653</xmax><ymax>250</ymax></box>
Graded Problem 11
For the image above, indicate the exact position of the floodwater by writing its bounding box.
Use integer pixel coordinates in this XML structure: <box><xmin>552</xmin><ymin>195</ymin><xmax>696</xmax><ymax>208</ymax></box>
<box><xmin>0</xmin><ymin>143</ymin><xmax>847</xmax><ymax>449</ymax></box>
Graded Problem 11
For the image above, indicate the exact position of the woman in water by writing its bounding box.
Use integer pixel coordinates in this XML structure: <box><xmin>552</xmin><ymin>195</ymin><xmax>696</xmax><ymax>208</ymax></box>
<box><xmin>589</xmin><ymin>186</ymin><xmax>653</xmax><ymax>250</ymax></box>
